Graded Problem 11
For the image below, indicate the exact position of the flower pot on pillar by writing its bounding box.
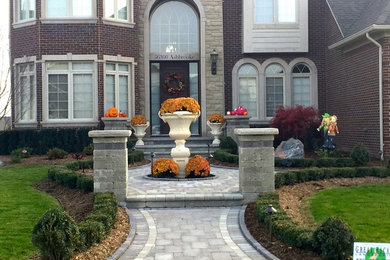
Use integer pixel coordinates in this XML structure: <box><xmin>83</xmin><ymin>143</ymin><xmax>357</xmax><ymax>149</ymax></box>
<box><xmin>158</xmin><ymin>111</ymin><xmax>200</xmax><ymax>178</ymax></box>
<box><xmin>131</xmin><ymin>122</ymin><xmax>150</xmax><ymax>146</ymax></box>
<box><xmin>207</xmin><ymin>121</ymin><xmax>225</xmax><ymax>145</ymax></box>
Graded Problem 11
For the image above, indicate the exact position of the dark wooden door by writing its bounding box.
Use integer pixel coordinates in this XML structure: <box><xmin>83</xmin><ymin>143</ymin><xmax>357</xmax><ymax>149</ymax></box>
<box><xmin>159</xmin><ymin>61</ymin><xmax>190</xmax><ymax>134</ymax></box>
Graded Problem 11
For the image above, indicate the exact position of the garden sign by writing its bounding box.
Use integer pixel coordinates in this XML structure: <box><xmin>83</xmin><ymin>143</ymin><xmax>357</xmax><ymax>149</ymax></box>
<box><xmin>353</xmin><ymin>242</ymin><xmax>390</xmax><ymax>260</ymax></box>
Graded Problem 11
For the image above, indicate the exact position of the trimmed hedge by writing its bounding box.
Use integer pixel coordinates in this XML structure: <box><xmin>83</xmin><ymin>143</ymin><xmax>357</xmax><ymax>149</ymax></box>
<box><xmin>0</xmin><ymin>128</ymin><xmax>92</xmax><ymax>155</ymax></box>
<box><xmin>48</xmin><ymin>165</ymin><xmax>93</xmax><ymax>193</ymax></box>
<box><xmin>128</xmin><ymin>150</ymin><xmax>144</xmax><ymax>164</ymax></box>
<box><xmin>79</xmin><ymin>193</ymin><xmax>118</xmax><ymax>249</ymax></box>
<box><xmin>275</xmin><ymin>157</ymin><xmax>355</xmax><ymax>168</ymax></box>
<box><xmin>275</xmin><ymin>166</ymin><xmax>389</xmax><ymax>188</ymax></box>
<box><xmin>213</xmin><ymin>149</ymin><xmax>239</xmax><ymax>165</ymax></box>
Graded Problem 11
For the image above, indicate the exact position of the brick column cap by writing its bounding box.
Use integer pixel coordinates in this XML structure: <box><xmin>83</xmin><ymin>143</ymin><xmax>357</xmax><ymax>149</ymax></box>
<box><xmin>234</xmin><ymin>128</ymin><xmax>279</xmax><ymax>136</ymax></box>
<box><xmin>89</xmin><ymin>130</ymin><xmax>132</xmax><ymax>138</ymax></box>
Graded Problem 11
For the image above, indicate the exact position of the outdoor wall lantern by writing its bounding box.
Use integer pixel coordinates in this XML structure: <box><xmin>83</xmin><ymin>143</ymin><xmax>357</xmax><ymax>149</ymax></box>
<box><xmin>210</xmin><ymin>49</ymin><xmax>218</xmax><ymax>75</ymax></box>
<box><xmin>264</xmin><ymin>204</ymin><xmax>277</xmax><ymax>241</ymax></box>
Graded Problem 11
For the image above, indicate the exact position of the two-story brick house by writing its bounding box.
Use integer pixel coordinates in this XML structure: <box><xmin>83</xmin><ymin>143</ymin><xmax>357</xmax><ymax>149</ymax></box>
<box><xmin>9</xmin><ymin>0</ymin><xmax>390</xmax><ymax>158</ymax></box>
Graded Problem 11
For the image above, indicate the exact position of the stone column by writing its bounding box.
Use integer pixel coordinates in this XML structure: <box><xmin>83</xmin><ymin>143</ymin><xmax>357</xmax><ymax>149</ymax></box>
<box><xmin>101</xmin><ymin>117</ymin><xmax>130</xmax><ymax>130</ymax></box>
<box><xmin>225</xmin><ymin>115</ymin><xmax>251</xmax><ymax>143</ymax></box>
<box><xmin>88</xmin><ymin>130</ymin><xmax>132</xmax><ymax>202</ymax></box>
<box><xmin>235</xmin><ymin>128</ymin><xmax>279</xmax><ymax>204</ymax></box>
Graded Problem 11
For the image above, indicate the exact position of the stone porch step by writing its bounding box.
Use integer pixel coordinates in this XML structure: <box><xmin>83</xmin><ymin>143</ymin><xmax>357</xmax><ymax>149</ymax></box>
<box><xmin>126</xmin><ymin>192</ymin><xmax>244</xmax><ymax>208</ymax></box>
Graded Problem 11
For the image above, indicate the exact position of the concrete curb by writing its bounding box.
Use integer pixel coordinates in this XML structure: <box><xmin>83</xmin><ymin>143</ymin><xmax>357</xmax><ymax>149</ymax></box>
<box><xmin>107</xmin><ymin>208</ymin><xmax>137</xmax><ymax>260</ymax></box>
<box><xmin>239</xmin><ymin>205</ymin><xmax>280</xmax><ymax>260</ymax></box>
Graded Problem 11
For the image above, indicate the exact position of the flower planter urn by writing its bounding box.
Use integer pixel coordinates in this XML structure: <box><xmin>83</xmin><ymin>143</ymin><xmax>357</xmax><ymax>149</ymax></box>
<box><xmin>158</xmin><ymin>110</ymin><xmax>200</xmax><ymax>178</ymax></box>
<box><xmin>131</xmin><ymin>122</ymin><xmax>150</xmax><ymax>146</ymax></box>
<box><xmin>207</xmin><ymin>121</ymin><xmax>226</xmax><ymax>145</ymax></box>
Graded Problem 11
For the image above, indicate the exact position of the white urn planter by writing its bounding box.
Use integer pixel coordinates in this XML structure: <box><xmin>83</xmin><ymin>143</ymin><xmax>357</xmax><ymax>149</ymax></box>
<box><xmin>207</xmin><ymin>121</ymin><xmax>226</xmax><ymax>145</ymax></box>
<box><xmin>131</xmin><ymin>122</ymin><xmax>150</xmax><ymax>146</ymax></box>
<box><xmin>158</xmin><ymin>110</ymin><xmax>200</xmax><ymax>178</ymax></box>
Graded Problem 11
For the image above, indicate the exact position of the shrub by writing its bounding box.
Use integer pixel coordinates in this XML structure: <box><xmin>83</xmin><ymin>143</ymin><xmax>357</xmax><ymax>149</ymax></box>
<box><xmin>76</xmin><ymin>175</ymin><xmax>94</xmax><ymax>193</ymax></box>
<box><xmin>185</xmin><ymin>155</ymin><xmax>210</xmax><ymax>177</ymax></box>
<box><xmin>85</xmin><ymin>213</ymin><xmax>114</xmax><ymax>234</ymax></box>
<box><xmin>270</xmin><ymin>106</ymin><xmax>320</xmax><ymax>144</ymax></box>
<box><xmin>32</xmin><ymin>208</ymin><xmax>79</xmax><ymax>260</ymax></box>
<box><xmin>78</xmin><ymin>220</ymin><xmax>105</xmax><ymax>250</ymax></box>
<box><xmin>82</xmin><ymin>143</ymin><xmax>94</xmax><ymax>156</ymax></box>
<box><xmin>152</xmin><ymin>158</ymin><xmax>179</xmax><ymax>178</ymax></box>
<box><xmin>48</xmin><ymin>166</ymin><xmax>93</xmax><ymax>192</ymax></box>
<box><xmin>128</xmin><ymin>150</ymin><xmax>144</xmax><ymax>164</ymax></box>
<box><xmin>11</xmin><ymin>147</ymin><xmax>32</xmax><ymax>158</ymax></box>
<box><xmin>219</xmin><ymin>137</ymin><xmax>238</xmax><ymax>155</ymax></box>
<box><xmin>47</xmin><ymin>147</ymin><xmax>68</xmax><ymax>160</ymax></box>
<box><xmin>65</xmin><ymin>160</ymin><xmax>93</xmax><ymax>171</ymax></box>
<box><xmin>312</xmin><ymin>217</ymin><xmax>355</xmax><ymax>260</ymax></box>
<box><xmin>350</xmin><ymin>143</ymin><xmax>370</xmax><ymax>166</ymax></box>
<box><xmin>10</xmin><ymin>153</ymin><xmax>22</xmax><ymax>163</ymax></box>
<box><xmin>213</xmin><ymin>149</ymin><xmax>239</xmax><ymax>165</ymax></box>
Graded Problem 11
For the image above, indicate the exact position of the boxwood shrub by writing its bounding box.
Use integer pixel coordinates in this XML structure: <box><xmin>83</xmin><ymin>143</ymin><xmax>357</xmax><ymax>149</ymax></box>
<box><xmin>274</xmin><ymin>157</ymin><xmax>355</xmax><ymax>168</ymax></box>
<box><xmin>128</xmin><ymin>150</ymin><xmax>144</xmax><ymax>164</ymax></box>
<box><xmin>213</xmin><ymin>149</ymin><xmax>239</xmax><ymax>165</ymax></box>
<box><xmin>48</xmin><ymin>166</ymin><xmax>93</xmax><ymax>193</ymax></box>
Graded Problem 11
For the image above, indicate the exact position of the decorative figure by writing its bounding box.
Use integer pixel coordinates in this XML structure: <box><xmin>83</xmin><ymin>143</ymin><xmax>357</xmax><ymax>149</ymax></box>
<box><xmin>328</xmin><ymin>115</ymin><xmax>339</xmax><ymax>149</ymax></box>
<box><xmin>317</xmin><ymin>113</ymin><xmax>339</xmax><ymax>149</ymax></box>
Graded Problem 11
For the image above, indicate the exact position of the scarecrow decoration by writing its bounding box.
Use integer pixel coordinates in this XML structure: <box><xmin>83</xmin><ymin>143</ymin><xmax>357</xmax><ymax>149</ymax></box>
<box><xmin>317</xmin><ymin>113</ymin><xmax>339</xmax><ymax>149</ymax></box>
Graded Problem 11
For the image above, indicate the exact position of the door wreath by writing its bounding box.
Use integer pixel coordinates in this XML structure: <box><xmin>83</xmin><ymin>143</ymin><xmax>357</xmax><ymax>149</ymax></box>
<box><xmin>162</xmin><ymin>72</ymin><xmax>185</xmax><ymax>95</ymax></box>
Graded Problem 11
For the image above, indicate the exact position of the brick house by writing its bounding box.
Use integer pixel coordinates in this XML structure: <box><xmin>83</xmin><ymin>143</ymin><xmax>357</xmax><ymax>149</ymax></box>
<box><xmin>9</xmin><ymin>0</ymin><xmax>390</xmax><ymax>158</ymax></box>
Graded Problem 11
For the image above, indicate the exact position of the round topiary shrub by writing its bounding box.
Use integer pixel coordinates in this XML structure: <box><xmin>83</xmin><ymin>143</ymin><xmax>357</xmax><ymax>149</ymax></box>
<box><xmin>350</xmin><ymin>143</ymin><xmax>370</xmax><ymax>166</ymax></box>
<box><xmin>312</xmin><ymin>216</ymin><xmax>355</xmax><ymax>260</ymax></box>
<box><xmin>219</xmin><ymin>137</ymin><xmax>238</xmax><ymax>155</ymax></box>
<box><xmin>32</xmin><ymin>208</ymin><xmax>79</xmax><ymax>260</ymax></box>
<box><xmin>47</xmin><ymin>147</ymin><xmax>68</xmax><ymax>160</ymax></box>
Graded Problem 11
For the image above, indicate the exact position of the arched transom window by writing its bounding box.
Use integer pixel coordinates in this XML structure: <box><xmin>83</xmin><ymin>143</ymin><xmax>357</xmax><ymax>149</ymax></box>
<box><xmin>150</xmin><ymin>1</ymin><xmax>199</xmax><ymax>59</ymax></box>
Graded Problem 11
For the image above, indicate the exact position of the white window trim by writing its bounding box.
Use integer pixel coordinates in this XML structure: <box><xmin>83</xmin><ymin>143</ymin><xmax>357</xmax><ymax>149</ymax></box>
<box><xmin>13</xmin><ymin>56</ymin><xmax>37</xmax><ymax>126</ymax></box>
<box><xmin>102</xmin><ymin>0</ymin><xmax>135</xmax><ymax>28</ymax></box>
<box><xmin>232</xmin><ymin>57</ymin><xmax>318</xmax><ymax>124</ymax></box>
<box><xmin>41</xmin><ymin>54</ymin><xmax>99</xmax><ymax>125</ymax></box>
<box><xmin>253</xmin><ymin>0</ymin><xmax>299</xmax><ymax>29</ymax></box>
<box><xmin>103</xmin><ymin>55</ymin><xmax>136</xmax><ymax>118</ymax></box>
<box><xmin>40</xmin><ymin>0</ymin><xmax>97</xmax><ymax>22</ymax></box>
<box><xmin>13</xmin><ymin>0</ymin><xmax>36</xmax><ymax>27</ymax></box>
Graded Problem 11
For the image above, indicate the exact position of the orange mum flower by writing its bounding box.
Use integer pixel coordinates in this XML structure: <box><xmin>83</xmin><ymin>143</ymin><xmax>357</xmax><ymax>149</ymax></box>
<box><xmin>131</xmin><ymin>115</ymin><xmax>147</xmax><ymax>125</ymax></box>
<box><xmin>208</xmin><ymin>113</ymin><xmax>225</xmax><ymax>123</ymax></box>
<box><xmin>185</xmin><ymin>155</ymin><xmax>210</xmax><ymax>178</ymax></box>
<box><xmin>152</xmin><ymin>158</ymin><xmax>179</xmax><ymax>178</ymax></box>
<box><xmin>160</xmin><ymin>97</ymin><xmax>200</xmax><ymax>115</ymax></box>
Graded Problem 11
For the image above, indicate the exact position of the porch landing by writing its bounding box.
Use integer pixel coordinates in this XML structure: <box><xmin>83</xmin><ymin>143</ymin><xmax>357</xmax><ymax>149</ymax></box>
<box><xmin>126</xmin><ymin>163</ymin><xmax>243</xmax><ymax>208</ymax></box>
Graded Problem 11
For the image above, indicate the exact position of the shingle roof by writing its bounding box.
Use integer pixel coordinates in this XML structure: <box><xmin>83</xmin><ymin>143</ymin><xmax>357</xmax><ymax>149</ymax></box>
<box><xmin>327</xmin><ymin>0</ymin><xmax>390</xmax><ymax>37</ymax></box>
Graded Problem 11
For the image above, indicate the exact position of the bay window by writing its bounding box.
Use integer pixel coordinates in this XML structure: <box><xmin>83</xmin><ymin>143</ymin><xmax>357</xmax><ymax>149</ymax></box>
<box><xmin>15</xmin><ymin>0</ymin><xmax>35</xmax><ymax>22</ymax></box>
<box><xmin>46</xmin><ymin>0</ymin><xmax>93</xmax><ymax>18</ymax></box>
<box><xmin>104</xmin><ymin>0</ymin><xmax>132</xmax><ymax>22</ymax></box>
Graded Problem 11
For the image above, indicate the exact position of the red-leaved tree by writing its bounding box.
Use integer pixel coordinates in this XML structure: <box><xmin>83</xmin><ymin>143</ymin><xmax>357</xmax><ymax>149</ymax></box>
<box><xmin>270</xmin><ymin>105</ymin><xmax>320</xmax><ymax>141</ymax></box>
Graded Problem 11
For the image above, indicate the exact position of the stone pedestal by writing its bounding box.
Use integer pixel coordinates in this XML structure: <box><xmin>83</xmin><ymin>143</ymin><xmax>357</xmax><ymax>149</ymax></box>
<box><xmin>235</xmin><ymin>128</ymin><xmax>279</xmax><ymax>204</ymax></box>
<box><xmin>225</xmin><ymin>115</ymin><xmax>250</xmax><ymax>144</ymax></box>
<box><xmin>88</xmin><ymin>130</ymin><xmax>132</xmax><ymax>202</ymax></box>
<box><xmin>101</xmin><ymin>117</ymin><xmax>130</xmax><ymax>130</ymax></box>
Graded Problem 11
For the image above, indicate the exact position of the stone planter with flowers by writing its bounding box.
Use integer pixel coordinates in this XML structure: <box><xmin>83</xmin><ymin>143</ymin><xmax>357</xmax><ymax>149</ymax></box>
<box><xmin>207</xmin><ymin>113</ymin><xmax>226</xmax><ymax>145</ymax></box>
<box><xmin>158</xmin><ymin>97</ymin><xmax>201</xmax><ymax>178</ymax></box>
<box><xmin>130</xmin><ymin>115</ymin><xmax>150</xmax><ymax>146</ymax></box>
<box><xmin>102</xmin><ymin>107</ymin><xmax>129</xmax><ymax>130</ymax></box>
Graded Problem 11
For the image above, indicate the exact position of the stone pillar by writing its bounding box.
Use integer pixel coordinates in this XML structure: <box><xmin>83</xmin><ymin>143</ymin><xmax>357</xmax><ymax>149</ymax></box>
<box><xmin>225</xmin><ymin>115</ymin><xmax>250</xmax><ymax>143</ymax></box>
<box><xmin>101</xmin><ymin>117</ymin><xmax>130</xmax><ymax>130</ymax></box>
<box><xmin>88</xmin><ymin>130</ymin><xmax>132</xmax><ymax>202</ymax></box>
<box><xmin>235</xmin><ymin>128</ymin><xmax>279</xmax><ymax>204</ymax></box>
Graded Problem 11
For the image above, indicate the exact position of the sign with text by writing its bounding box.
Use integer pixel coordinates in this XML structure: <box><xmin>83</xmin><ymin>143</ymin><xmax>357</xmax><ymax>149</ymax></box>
<box><xmin>353</xmin><ymin>242</ymin><xmax>390</xmax><ymax>260</ymax></box>
<box><xmin>150</xmin><ymin>53</ymin><xmax>199</xmax><ymax>61</ymax></box>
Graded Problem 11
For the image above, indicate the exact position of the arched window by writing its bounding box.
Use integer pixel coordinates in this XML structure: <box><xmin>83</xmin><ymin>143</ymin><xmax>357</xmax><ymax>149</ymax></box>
<box><xmin>238</xmin><ymin>64</ymin><xmax>258</xmax><ymax>118</ymax></box>
<box><xmin>292</xmin><ymin>63</ymin><xmax>311</xmax><ymax>106</ymax></box>
<box><xmin>265</xmin><ymin>63</ymin><xmax>284</xmax><ymax>117</ymax></box>
<box><xmin>150</xmin><ymin>1</ymin><xmax>199</xmax><ymax>57</ymax></box>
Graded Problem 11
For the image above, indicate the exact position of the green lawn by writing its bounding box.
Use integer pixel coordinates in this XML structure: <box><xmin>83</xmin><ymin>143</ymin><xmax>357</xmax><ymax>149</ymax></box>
<box><xmin>309</xmin><ymin>184</ymin><xmax>390</xmax><ymax>242</ymax></box>
<box><xmin>0</xmin><ymin>166</ymin><xmax>60</xmax><ymax>260</ymax></box>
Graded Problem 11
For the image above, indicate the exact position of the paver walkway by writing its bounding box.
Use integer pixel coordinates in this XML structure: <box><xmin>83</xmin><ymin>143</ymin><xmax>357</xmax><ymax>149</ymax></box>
<box><xmin>118</xmin><ymin>164</ymin><xmax>273</xmax><ymax>260</ymax></box>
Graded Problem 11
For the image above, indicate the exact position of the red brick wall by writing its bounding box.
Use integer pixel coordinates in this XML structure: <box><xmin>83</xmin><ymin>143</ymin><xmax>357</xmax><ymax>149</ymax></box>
<box><xmin>222</xmin><ymin>0</ymin><xmax>327</xmax><ymax>113</ymax></box>
<box><xmin>10</xmin><ymin>0</ymin><xmax>139</xmax><ymax>126</ymax></box>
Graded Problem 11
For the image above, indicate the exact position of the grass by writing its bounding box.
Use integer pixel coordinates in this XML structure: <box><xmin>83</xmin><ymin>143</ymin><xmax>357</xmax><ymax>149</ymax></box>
<box><xmin>309</xmin><ymin>184</ymin><xmax>390</xmax><ymax>242</ymax></box>
<box><xmin>0</xmin><ymin>165</ymin><xmax>60</xmax><ymax>260</ymax></box>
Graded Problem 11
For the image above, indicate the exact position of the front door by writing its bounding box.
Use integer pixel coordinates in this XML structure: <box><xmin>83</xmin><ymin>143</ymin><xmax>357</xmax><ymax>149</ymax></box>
<box><xmin>159</xmin><ymin>61</ymin><xmax>190</xmax><ymax>134</ymax></box>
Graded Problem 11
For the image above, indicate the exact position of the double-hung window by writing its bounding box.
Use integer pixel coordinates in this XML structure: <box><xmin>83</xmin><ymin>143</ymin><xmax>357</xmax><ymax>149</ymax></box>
<box><xmin>255</xmin><ymin>0</ymin><xmax>296</xmax><ymax>24</ymax></box>
<box><xmin>265</xmin><ymin>64</ymin><xmax>284</xmax><ymax>117</ymax></box>
<box><xmin>292</xmin><ymin>64</ymin><xmax>311</xmax><ymax>106</ymax></box>
<box><xmin>47</xmin><ymin>62</ymin><xmax>94</xmax><ymax>120</ymax></box>
<box><xmin>16</xmin><ymin>63</ymin><xmax>36</xmax><ymax>122</ymax></box>
<box><xmin>46</xmin><ymin>0</ymin><xmax>93</xmax><ymax>18</ymax></box>
<box><xmin>104</xmin><ymin>0</ymin><xmax>131</xmax><ymax>22</ymax></box>
<box><xmin>15</xmin><ymin>0</ymin><xmax>35</xmax><ymax>22</ymax></box>
<box><xmin>105</xmin><ymin>63</ymin><xmax>131</xmax><ymax>115</ymax></box>
<box><xmin>238</xmin><ymin>64</ymin><xmax>258</xmax><ymax>118</ymax></box>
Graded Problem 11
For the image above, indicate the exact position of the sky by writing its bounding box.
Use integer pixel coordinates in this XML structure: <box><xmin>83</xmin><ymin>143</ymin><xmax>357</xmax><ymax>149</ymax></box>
<box><xmin>0</xmin><ymin>1</ymin><xmax>9</xmax><ymax>117</ymax></box>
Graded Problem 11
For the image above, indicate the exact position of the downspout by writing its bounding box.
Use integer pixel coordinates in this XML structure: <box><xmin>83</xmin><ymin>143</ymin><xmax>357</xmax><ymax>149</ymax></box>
<box><xmin>366</xmin><ymin>32</ymin><xmax>384</xmax><ymax>161</ymax></box>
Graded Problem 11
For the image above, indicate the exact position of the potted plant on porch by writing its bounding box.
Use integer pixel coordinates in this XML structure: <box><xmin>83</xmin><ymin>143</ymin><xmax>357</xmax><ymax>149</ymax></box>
<box><xmin>130</xmin><ymin>115</ymin><xmax>150</xmax><ymax>146</ymax></box>
<box><xmin>207</xmin><ymin>113</ymin><xmax>225</xmax><ymax>145</ymax></box>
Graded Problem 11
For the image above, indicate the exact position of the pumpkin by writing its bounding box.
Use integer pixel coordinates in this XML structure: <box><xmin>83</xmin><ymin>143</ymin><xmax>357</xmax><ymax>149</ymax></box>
<box><xmin>107</xmin><ymin>107</ymin><xmax>119</xmax><ymax>117</ymax></box>
<box><xmin>119</xmin><ymin>112</ymin><xmax>127</xmax><ymax>118</ymax></box>
<box><xmin>104</xmin><ymin>112</ymin><xmax>109</xmax><ymax>117</ymax></box>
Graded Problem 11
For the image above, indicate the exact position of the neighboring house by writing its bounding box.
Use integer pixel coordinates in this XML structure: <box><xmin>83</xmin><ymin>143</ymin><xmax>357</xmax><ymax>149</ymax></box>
<box><xmin>9</xmin><ymin>0</ymin><xmax>390</xmax><ymax>158</ymax></box>
<box><xmin>0</xmin><ymin>117</ymin><xmax>11</xmax><ymax>130</ymax></box>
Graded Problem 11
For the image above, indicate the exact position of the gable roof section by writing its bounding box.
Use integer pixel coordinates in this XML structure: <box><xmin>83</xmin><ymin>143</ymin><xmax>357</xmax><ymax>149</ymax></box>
<box><xmin>327</xmin><ymin>0</ymin><xmax>390</xmax><ymax>37</ymax></box>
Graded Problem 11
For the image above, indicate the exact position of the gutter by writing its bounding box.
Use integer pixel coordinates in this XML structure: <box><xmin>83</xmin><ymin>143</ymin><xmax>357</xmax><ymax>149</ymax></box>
<box><xmin>329</xmin><ymin>25</ymin><xmax>390</xmax><ymax>49</ymax></box>
<box><xmin>366</xmin><ymin>32</ymin><xmax>384</xmax><ymax>161</ymax></box>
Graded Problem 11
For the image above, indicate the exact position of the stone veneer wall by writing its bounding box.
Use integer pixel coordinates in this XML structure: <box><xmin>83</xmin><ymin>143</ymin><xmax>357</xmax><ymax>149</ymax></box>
<box><xmin>137</xmin><ymin>0</ymin><xmax>225</xmax><ymax>135</ymax></box>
